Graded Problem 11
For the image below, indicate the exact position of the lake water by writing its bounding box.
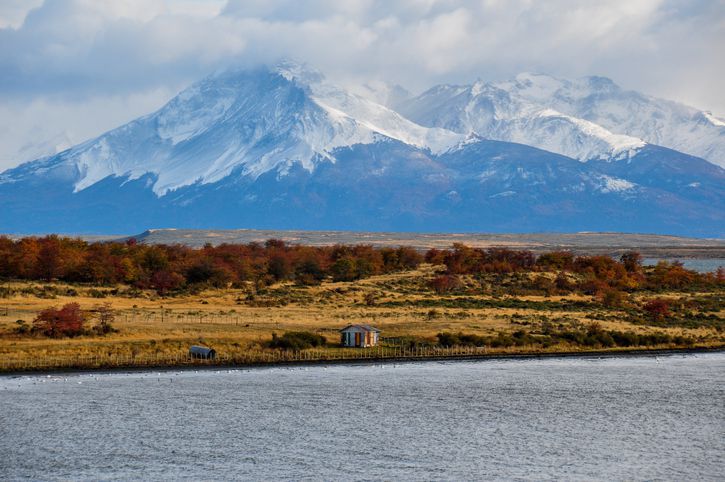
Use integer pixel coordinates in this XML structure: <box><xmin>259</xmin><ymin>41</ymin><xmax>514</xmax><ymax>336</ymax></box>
<box><xmin>1</xmin><ymin>353</ymin><xmax>724</xmax><ymax>481</ymax></box>
<box><xmin>643</xmin><ymin>258</ymin><xmax>724</xmax><ymax>273</ymax></box>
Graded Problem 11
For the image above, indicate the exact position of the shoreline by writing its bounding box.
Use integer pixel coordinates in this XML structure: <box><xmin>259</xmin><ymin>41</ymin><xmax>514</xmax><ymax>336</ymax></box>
<box><xmin>2</xmin><ymin>345</ymin><xmax>723</xmax><ymax>378</ymax></box>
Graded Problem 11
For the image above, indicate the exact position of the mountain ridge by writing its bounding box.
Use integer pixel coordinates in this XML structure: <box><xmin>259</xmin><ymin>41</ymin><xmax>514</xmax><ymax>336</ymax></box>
<box><xmin>1</xmin><ymin>62</ymin><xmax>723</xmax><ymax>237</ymax></box>
<box><xmin>399</xmin><ymin>71</ymin><xmax>725</xmax><ymax>167</ymax></box>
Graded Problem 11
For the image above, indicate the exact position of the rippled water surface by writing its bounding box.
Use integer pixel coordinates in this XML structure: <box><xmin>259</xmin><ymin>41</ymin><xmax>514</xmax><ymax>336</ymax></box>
<box><xmin>2</xmin><ymin>353</ymin><xmax>724</xmax><ymax>481</ymax></box>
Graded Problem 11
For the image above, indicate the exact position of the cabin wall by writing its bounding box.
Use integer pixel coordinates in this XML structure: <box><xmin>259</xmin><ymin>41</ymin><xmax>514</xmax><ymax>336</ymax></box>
<box><xmin>340</xmin><ymin>329</ymin><xmax>379</xmax><ymax>347</ymax></box>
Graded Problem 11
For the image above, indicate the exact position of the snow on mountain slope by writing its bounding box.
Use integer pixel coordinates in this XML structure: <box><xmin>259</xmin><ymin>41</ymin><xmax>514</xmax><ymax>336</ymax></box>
<box><xmin>492</xmin><ymin>73</ymin><xmax>725</xmax><ymax>167</ymax></box>
<box><xmin>503</xmin><ymin>109</ymin><xmax>645</xmax><ymax>161</ymax></box>
<box><xmin>398</xmin><ymin>76</ymin><xmax>647</xmax><ymax>162</ymax></box>
<box><xmin>12</xmin><ymin>61</ymin><xmax>460</xmax><ymax>196</ymax></box>
<box><xmin>399</xmin><ymin>71</ymin><xmax>725</xmax><ymax>167</ymax></box>
<box><xmin>347</xmin><ymin>80</ymin><xmax>412</xmax><ymax>110</ymax></box>
<box><xmin>2</xmin><ymin>62</ymin><xmax>723</xmax><ymax>236</ymax></box>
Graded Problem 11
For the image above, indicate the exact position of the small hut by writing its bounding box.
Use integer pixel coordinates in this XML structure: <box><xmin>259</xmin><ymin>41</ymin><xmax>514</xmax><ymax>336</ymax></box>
<box><xmin>339</xmin><ymin>324</ymin><xmax>380</xmax><ymax>348</ymax></box>
<box><xmin>189</xmin><ymin>345</ymin><xmax>216</xmax><ymax>360</ymax></box>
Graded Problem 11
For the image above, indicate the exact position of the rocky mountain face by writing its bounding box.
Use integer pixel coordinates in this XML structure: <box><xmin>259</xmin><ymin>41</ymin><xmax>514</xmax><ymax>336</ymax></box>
<box><xmin>397</xmin><ymin>72</ymin><xmax>725</xmax><ymax>168</ymax></box>
<box><xmin>1</xmin><ymin>62</ymin><xmax>723</xmax><ymax>236</ymax></box>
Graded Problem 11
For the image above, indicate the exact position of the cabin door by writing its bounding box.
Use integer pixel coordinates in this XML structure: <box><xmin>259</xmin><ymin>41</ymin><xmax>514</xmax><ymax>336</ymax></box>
<box><xmin>355</xmin><ymin>332</ymin><xmax>361</xmax><ymax>347</ymax></box>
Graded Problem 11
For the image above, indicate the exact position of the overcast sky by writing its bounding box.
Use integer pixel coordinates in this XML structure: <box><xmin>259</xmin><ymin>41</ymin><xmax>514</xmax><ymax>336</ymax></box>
<box><xmin>0</xmin><ymin>0</ymin><xmax>723</xmax><ymax>170</ymax></box>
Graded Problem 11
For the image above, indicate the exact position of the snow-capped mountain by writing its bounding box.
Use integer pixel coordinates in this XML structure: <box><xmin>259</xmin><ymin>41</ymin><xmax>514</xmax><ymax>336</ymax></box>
<box><xmin>1</xmin><ymin>63</ymin><xmax>723</xmax><ymax>236</ymax></box>
<box><xmin>13</xmin><ymin>61</ymin><xmax>458</xmax><ymax>197</ymax></box>
<box><xmin>497</xmin><ymin>73</ymin><xmax>725</xmax><ymax>168</ymax></box>
<box><xmin>398</xmin><ymin>72</ymin><xmax>725</xmax><ymax>167</ymax></box>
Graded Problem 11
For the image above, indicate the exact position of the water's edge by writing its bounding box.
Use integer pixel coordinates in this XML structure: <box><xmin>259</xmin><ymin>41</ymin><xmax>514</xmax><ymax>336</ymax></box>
<box><xmin>3</xmin><ymin>346</ymin><xmax>723</xmax><ymax>378</ymax></box>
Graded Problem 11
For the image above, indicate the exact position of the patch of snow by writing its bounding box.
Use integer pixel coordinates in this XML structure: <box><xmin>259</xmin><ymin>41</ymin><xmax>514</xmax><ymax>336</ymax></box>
<box><xmin>489</xmin><ymin>190</ymin><xmax>516</xmax><ymax>198</ymax></box>
<box><xmin>534</xmin><ymin>109</ymin><xmax>646</xmax><ymax>159</ymax></box>
<box><xmin>703</xmin><ymin>111</ymin><xmax>725</xmax><ymax>127</ymax></box>
<box><xmin>400</xmin><ymin>72</ymin><xmax>724</xmax><ymax>167</ymax></box>
<box><xmin>39</xmin><ymin>63</ymin><xmax>462</xmax><ymax>196</ymax></box>
<box><xmin>598</xmin><ymin>175</ymin><xmax>636</xmax><ymax>193</ymax></box>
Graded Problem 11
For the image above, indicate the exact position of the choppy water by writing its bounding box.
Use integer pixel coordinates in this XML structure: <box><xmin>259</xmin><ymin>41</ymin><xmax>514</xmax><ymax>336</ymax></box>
<box><xmin>643</xmin><ymin>258</ymin><xmax>724</xmax><ymax>273</ymax></box>
<box><xmin>1</xmin><ymin>353</ymin><xmax>724</xmax><ymax>481</ymax></box>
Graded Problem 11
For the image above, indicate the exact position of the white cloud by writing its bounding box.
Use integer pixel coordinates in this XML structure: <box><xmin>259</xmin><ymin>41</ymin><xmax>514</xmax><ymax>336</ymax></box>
<box><xmin>0</xmin><ymin>88</ymin><xmax>175</xmax><ymax>167</ymax></box>
<box><xmin>0</xmin><ymin>0</ymin><xmax>722</xmax><ymax>170</ymax></box>
<box><xmin>0</xmin><ymin>0</ymin><xmax>43</xmax><ymax>28</ymax></box>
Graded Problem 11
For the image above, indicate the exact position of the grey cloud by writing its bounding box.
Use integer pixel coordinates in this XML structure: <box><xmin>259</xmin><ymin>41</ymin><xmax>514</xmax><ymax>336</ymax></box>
<box><xmin>0</xmin><ymin>0</ymin><xmax>723</xmax><ymax>169</ymax></box>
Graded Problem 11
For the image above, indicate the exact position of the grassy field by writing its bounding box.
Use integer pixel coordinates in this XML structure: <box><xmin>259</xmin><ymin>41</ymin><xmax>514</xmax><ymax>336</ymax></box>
<box><xmin>1</xmin><ymin>264</ymin><xmax>723</xmax><ymax>371</ymax></box>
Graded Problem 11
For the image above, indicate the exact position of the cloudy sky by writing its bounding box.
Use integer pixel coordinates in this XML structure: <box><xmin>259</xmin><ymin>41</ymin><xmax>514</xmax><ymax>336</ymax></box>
<box><xmin>0</xmin><ymin>0</ymin><xmax>723</xmax><ymax>170</ymax></box>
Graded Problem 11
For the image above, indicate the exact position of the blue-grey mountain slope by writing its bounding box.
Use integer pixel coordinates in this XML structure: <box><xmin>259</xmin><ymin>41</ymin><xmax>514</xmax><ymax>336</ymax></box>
<box><xmin>0</xmin><ymin>63</ymin><xmax>723</xmax><ymax>236</ymax></box>
<box><xmin>397</xmin><ymin>72</ymin><xmax>725</xmax><ymax>168</ymax></box>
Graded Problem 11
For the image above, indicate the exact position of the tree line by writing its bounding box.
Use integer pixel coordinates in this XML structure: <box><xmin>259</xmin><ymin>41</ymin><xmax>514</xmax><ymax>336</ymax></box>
<box><xmin>1</xmin><ymin>237</ymin><xmax>721</xmax><ymax>296</ymax></box>
<box><xmin>426</xmin><ymin>244</ymin><xmax>723</xmax><ymax>295</ymax></box>
<box><xmin>436</xmin><ymin>323</ymin><xmax>695</xmax><ymax>350</ymax></box>
<box><xmin>0</xmin><ymin>236</ymin><xmax>423</xmax><ymax>294</ymax></box>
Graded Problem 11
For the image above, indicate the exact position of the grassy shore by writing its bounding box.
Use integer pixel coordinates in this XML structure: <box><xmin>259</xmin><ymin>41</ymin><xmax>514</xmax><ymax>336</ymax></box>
<box><xmin>1</xmin><ymin>264</ymin><xmax>723</xmax><ymax>372</ymax></box>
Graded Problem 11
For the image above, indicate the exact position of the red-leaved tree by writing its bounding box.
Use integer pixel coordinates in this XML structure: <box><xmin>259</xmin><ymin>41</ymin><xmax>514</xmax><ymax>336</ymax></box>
<box><xmin>33</xmin><ymin>303</ymin><xmax>86</xmax><ymax>338</ymax></box>
<box><xmin>643</xmin><ymin>298</ymin><xmax>671</xmax><ymax>323</ymax></box>
<box><xmin>429</xmin><ymin>275</ymin><xmax>463</xmax><ymax>294</ymax></box>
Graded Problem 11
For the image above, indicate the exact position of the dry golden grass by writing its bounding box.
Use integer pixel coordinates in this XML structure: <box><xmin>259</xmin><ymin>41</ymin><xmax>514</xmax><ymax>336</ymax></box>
<box><xmin>1</xmin><ymin>265</ymin><xmax>722</xmax><ymax>368</ymax></box>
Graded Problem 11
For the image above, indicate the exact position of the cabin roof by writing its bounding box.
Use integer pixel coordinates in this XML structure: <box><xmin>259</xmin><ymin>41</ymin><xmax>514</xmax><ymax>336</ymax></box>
<box><xmin>339</xmin><ymin>324</ymin><xmax>380</xmax><ymax>333</ymax></box>
<box><xmin>189</xmin><ymin>345</ymin><xmax>215</xmax><ymax>353</ymax></box>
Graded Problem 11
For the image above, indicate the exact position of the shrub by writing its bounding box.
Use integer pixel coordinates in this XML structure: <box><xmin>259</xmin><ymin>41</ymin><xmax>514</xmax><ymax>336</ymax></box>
<box><xmin>643</xmin><ymin>298</ymin><xmax>671</xmax><ymax>322</ymax></box>
<box><xmin>598</xmin><ymin>287</ymin><xmax>626</xmax><ymax>308</ymax></box>
<box><xmin>32</xmin><ymin>303</ymin><xmax>86</xmax><ymax>338</ymax></box>
<box><xmin>620</xmin><ymin>251</ymin><xmax>643</xmax><ymax>273</ymax></box>
<box><xmin>268</xmin><ymin>331</ymin><xmax>327</xmax><ymax>350</ymax></box>
<box><xmin>436</xmin><ymin>332</ymin><xmax>461</xmax><ymax>347</ymax></box>
<box><xmin>14</xmin><ymin>319</ymin><xmax>29</xmax><ymax>334</ymax></box>
<box><xmin>436</xmin><ymin>332</ymin><xmax>487</xmax><ymax>347</ymax></box>
<box><xmin>436</xmin><ymin>326</ymin><xmax>691</xmax><ymax>350</ymax></box>
<box><xmin>295</xmin><ymin>260</ymin><xmax>325</xmax><ymax>286</ymax></box>
<box><xmin>92</xmin><ymin>303</ymin><xmax>117</xmax><ymax>335</ymax></box>
<box><xmin>429</xmin><ymin>275</ymin><xmax>463</xmax><ymax>294</ymax></box>
<box><xmin>330</xmin><ymin>258</ymin><xmax>358</xmax><ymax>282</ymax></box>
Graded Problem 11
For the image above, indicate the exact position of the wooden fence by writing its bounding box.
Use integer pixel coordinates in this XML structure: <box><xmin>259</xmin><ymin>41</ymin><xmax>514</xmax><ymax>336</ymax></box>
<box><xmin>0</xmin><ymin>345</ymin><xmax>494</xmax><ymax>373</ymax></box>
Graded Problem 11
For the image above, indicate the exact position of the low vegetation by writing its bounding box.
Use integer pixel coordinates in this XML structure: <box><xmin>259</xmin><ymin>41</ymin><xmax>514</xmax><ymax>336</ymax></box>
<box><xmin>0</xmin><ymin>238</ymin><xmax>722</xmax><ymax>370</ymax></box>
<box><xmin>267</xmin><ymin>331</ymin><xmax>327</xmax><ymax>350</ymax></box>
<box><xmin>0</xmin><ymin>235</ymin><xmax>422</xmax><ymax>294</ymax></box>
<box><xmin>15</xmin><ymin>302</ymin><xmax>116</xmax><ymax>338</ymax></box>
<box><xmin>437</xmin><ymin>323</ymin><xmax>694</xmax><ymax>350</ymax></box>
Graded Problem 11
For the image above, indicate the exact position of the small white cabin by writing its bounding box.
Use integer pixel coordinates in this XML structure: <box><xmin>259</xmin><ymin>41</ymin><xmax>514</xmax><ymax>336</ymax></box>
<box><xmin>339</xmin><ymin>324</ymin><xmax>380</xmax><ymax>348</ymax></box>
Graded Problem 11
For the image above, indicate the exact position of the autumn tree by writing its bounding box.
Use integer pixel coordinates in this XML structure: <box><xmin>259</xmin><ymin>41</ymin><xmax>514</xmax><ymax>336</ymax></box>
<box><xmin>33</xmin><ymin>303</ymin><xmax>87</xmax><ymax>338</ymax></box>
<box><xmin>620</xmin><ymin>251</ymin><xmax>643</xmax><ymax>273</ymax></box>
<box><xmin>643</xmin><ymin>298</ymin><xmax>671</xmax><ymax>323</ymax></box>
<box><xmin>295</xmin><ymin>259</ymin><xmax>325</xmax><ymax>286</ymax></box>
<box><xmin>536</xmin><ymin>251</ymin><xmax>575</xmax><ymax>271</ymax></box>
<box><xmin>94</xmin><ymin>303</ymin><xmax>117</xmax><ymax>334</ymax></box>
<box><xmin>151</xmin><ymin>270</ymin><xmax>185</xmax><ymax>295</ymax></box>
<box><xmin>330</xmin><ymin>258</ymin><xmax>358</xmax><ymax>282</ymax></box>
<box><xmin>429</xmin><ymin>274</ymin><xmax>463</xmax><ymax>294</ymax></box>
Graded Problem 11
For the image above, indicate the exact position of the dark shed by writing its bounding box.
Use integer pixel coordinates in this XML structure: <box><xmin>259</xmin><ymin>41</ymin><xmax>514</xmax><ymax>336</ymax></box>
<box><xmin>189</xmin><ymin>345</ymin><xmax>216</xmax><ymax>360</ymax></box>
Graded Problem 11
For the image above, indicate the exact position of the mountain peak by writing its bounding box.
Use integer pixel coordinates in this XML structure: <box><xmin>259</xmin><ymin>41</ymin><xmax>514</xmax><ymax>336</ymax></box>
<box><xmin>510</xmin><ymin>72</ymin><xmax>566</xmax><ymax>97</ymax></box>
<box><xmin>581</xmin><ymin>75</ymin><xmax>619</xmax><ymax>92</ymax></box>
<box><xmin>9</xmin><ymin>62</ymin><xmax>461</xmax><ymax>197</ymax></box>
<box><xmin>1</xmin><ymin>64</ymin><xmax>723</xmax><ymax>236</ymax></box>
<box><xmin>273</xmin><ymin>58</ymin><xmax>325</xmax><ymax>85</ymax></box>
<box><xmin>398</xmin><ymin>71</ymin><xmax>724</xmax><ymax>167</ymax></box>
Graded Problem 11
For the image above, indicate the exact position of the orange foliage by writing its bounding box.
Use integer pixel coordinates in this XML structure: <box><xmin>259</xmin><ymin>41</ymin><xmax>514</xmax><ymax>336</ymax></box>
<box><xmin>0</xmin><ymin>236</ymin><xmax>423</xmax><ymax>294</ymax></box>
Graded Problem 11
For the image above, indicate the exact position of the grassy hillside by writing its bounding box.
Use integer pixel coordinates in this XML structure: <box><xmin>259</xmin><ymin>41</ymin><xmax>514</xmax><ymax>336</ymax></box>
<box><xmin>1</xmin><ymin>263</ymin><xmax>722</xmax><ymax>371</ymax></box>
